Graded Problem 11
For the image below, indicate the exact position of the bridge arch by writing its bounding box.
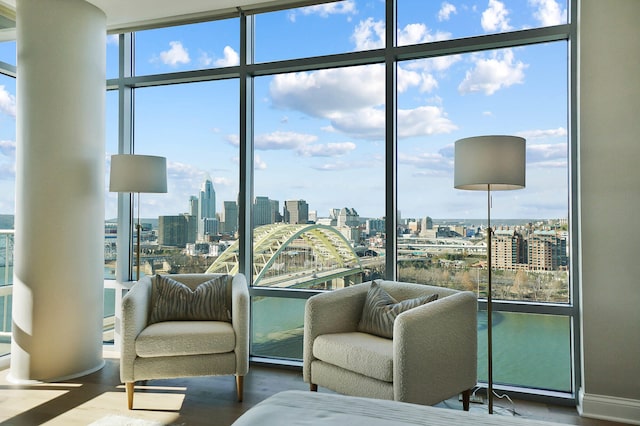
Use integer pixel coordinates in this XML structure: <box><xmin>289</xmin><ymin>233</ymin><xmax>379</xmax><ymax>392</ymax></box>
<box><xmin>205</xmin><ymin>223</ymin><xmax>363</xmax><ymax>287</ymax></box>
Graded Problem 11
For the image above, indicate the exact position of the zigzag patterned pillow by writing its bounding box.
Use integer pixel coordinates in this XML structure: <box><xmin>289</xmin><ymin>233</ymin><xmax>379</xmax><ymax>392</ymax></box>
<box><xmin>149</xmin><ymin>274</ymin><xmax>232</xmax><ymax>324</ymax></box>
<box><xmin>357</xmin><ymin>280</ymin><xmax>438</xmax><ymax>339</ymax></box>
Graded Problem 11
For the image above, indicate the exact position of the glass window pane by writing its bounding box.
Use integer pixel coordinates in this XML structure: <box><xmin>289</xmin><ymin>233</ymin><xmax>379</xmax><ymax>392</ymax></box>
<box><xmin>0</xmin><ymin>72</ymin><xmax>15</xmax><ymax>357</ymax></box>
<box><xmin>106</xmin><ymin>34</ymin><xmax>120</xmax><ymax>79</ymax></box>
<box><xmin>105</xmin><ymin>89</ymin><xmax>119</xmax><ymax>280</ymax></box>
<box><xmin>397</xmin><ymin>41</ymin><xmax>569</xmax><ymax>304</ymax></box>
<box><xmin>255</xmin><ymin>0</ymin><xmax>383</xmax><ymax>63</ymax></box>
<box><xmin>478</xmin><ymin>311</ymin><xmax>572</xmax><ymax>392</ymax></box>
<box><xmin>239</xmin><ymin>64</ymin><xmax>386</xmax><ymax>290</ymax></box>
<box><xmin>251</xmin><ymin>296</ymin><xmax>306</xmax><ymax>360</ymax></box>
<box><xmin>135</xmin><ymin>19</ymin><xmax>239</xmax><ymax>76</ymax></box>
<box><xmin>0</xmin><ymin>41</ymin><xmax>15</xmax><ymax>65</ymax></box>
<box><xmin>133</xmin><ymin>80</ymin><xmax>239</xmax><ymax>277</ymax></box>
<box><xmin>398</xmin><ymin>0</ymin><xmax>568</xmax><ymax>46</ymax></box>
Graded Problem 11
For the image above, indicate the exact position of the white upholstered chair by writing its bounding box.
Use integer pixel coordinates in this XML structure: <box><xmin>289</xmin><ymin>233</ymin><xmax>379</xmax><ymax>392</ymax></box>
<box><xmin>303</xmin><ymin>280</ymin><xmax>477</xmax><ymax>410</ymax></box>
<box><xmin>120</xmin><ymin>273</ymin><xmax>249</xmax><ymax>409</ymax></box>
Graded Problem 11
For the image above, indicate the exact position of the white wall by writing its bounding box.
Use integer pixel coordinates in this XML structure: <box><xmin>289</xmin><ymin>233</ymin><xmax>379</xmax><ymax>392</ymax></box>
<box><xmin>578</xmin><ymin>0</ymin><xmax>640</xmax><ymax>423</ymax></box>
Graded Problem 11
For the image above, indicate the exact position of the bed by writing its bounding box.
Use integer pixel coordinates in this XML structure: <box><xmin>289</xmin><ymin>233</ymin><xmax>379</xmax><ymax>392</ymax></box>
<box><xmin>232</xmin><ymin>390</ymin><xmax>566</xmax><ymax>426</ymax></box>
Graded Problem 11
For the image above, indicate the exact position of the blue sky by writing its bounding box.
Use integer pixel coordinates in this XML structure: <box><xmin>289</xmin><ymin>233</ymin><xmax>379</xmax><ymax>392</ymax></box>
<box><xmin>1</xmin><ymin>0</ymin><xmax>569</xmax><ymax>223</ymax></box>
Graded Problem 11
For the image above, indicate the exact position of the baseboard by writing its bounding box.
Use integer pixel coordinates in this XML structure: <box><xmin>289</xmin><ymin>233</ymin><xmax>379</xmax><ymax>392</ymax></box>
<box><xmin>578</xmin><ymin>389</ymin><xmax>640</xmax><ymax>425</ymax></box>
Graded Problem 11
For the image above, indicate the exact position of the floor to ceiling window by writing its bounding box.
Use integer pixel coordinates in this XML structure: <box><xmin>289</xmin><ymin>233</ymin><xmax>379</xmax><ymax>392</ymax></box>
<box><xmin>108</xmin><ymin>0</ymin><xmax>575</xmax><ymax>401</ymax></box>
<box><xmin>0</xmin><ymin>40</ymin><xmax>15</xmax><ymax>358</ymax></box>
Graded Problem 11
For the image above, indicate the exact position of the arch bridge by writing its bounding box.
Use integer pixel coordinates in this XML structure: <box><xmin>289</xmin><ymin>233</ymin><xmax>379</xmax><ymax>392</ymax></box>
<box><xmin>206</xmin><ymin>223</ymin><xmax>363</xmax><ymax>288</ymax></box>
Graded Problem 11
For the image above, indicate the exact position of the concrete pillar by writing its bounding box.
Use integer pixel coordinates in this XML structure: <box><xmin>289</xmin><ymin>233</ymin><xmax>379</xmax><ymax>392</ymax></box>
<box><xmin>10</xmin><ymin>0</ymin><xmax>106</xmax><ymax>382</ymax></box>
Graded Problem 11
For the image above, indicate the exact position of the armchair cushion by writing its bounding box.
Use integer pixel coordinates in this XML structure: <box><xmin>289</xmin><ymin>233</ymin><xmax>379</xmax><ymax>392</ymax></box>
<box><xmin>149</xmin><ymin>274</ymin><xmax>231</xmax><ymax>324</ymax></box>
<box><xmin>135</xmin><ymin>320</ymin><xmax>236</xmax><ymax>358</ymax></box>
<box><xmin>357</xmin><ymin>280</ymin><xmax>438</xmax><ymax>338</ymax></box>
<box><xmin>313</xmin><ymin>331</ymin><xmax>393</xmax><ymax>382</ymax></box>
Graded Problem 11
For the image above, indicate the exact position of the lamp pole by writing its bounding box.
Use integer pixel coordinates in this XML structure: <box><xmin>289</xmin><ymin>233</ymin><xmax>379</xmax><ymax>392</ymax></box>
<box><xmin>487</xmin><ymin>187</ymin><xmax>493</xmax><ymax>414</ymax></box>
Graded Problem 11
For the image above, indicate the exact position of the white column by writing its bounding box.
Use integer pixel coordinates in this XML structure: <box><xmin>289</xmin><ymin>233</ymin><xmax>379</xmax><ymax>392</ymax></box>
<box><xmin>10</xmin><ymin>0</ymin><xmax>106</xmax><ymax>382</ymax></box>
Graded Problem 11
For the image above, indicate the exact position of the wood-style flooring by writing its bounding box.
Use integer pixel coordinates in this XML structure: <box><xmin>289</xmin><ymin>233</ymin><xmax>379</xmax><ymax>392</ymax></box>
<box><xmin>0</xmin><ymin>350</ymin><xmax>628</xmax><ymax>425</ymax></box>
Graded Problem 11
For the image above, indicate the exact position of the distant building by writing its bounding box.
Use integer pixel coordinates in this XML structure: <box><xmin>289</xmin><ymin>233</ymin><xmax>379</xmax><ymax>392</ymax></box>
<box><xmin>284</xmin><ymin>199</ymin><xmax>309</xmax><ymax>224</ymax></box>
<box><xmin>198</xmin><ymin>177</ymin><xmax>216</xmax><ymax>240</ymax></box>
<box><xmin>220</xmin><ymin>200</ymin><xmax>238</xmax><ymax>235</ymax></box>
<box><xmin>337</xmin><ymin>207</ymin><xmax>359</xmax><ymax>228</ymax></box>
<box><xmin>527</xmin><ymin>230</ymin><xmax>567</xmax><ymax>271</ymax></box>
<box><xmin>158</xmin><ymin>214</ymin><xmax>197</xmax><ymax>247</ymax></box>
<box><xmin>492</xmin><ymin>229</ymin><xmax>525</xmax><ymax>270</ymax></box>
<box><xmin>365</xmin><ymin>218</ymin><xmax>385</xmax><ymax>236</ymax></box>
<box><xmin>254</xmin><ymin>196</ymin><xmax>272</xmax><ymax>226</ymax></box>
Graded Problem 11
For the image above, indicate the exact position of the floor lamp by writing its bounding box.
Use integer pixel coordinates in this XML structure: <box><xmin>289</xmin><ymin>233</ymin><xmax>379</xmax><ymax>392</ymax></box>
<box><xmin>454</xmin><ymin>135</ymin><xmax>525</xmax><ymax>414</ymax></box>
<box><xmin>109</xmin><ymin>154</ymin><xmax>167</xmax><ymax>280</ymax></box>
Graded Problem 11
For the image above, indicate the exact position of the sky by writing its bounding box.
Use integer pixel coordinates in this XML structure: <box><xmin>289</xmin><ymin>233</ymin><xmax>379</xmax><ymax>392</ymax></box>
<box><xmin>0</xmin><ymin>0</ymin><xmax>569</xmax><ymax>223</ymax></box>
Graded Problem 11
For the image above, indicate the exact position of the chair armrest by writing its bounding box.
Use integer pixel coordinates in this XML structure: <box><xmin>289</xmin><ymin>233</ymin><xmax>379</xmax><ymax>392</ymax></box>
<box><xmin>303</xmin><ymin>283</ymin><xmax>370</xmax><ymax>383</ymax></box>
<box><xmin>119</xmin><ymin>277</ymin><xmax>153</xmax><ymax>382</ymax></box>
<box><xmin>393</xmin><ymin>291</ymin><xmax>477</xmax><ymax>405</ymax></box>
<box><xmin>232</xmin><ymin>273</ymin><xmax>250</xmax><ymax>376</ymax></box>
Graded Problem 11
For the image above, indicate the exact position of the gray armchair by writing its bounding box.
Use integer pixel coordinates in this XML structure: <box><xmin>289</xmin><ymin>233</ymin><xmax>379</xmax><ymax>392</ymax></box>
<box><xmin>120</xmin><ymin>273</ymin><xmax>249</xmax><ymax>409</ymax></box>
<box><xmin>303</xmin><ymin>280</ymin><xmax>477</xmax><ymax>409</ymax></box>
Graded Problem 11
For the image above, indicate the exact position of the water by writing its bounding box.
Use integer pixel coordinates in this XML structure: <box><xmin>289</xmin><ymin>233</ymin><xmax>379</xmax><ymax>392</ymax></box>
<box><xmin>250</xmin><ymin>296</ymin><xmax>572</xmax><ymax>393</ymax></box>
<box><xmin>0</xmin><ymin>271</ymin><xmax>572</xmax><ymax>393</ymax></box>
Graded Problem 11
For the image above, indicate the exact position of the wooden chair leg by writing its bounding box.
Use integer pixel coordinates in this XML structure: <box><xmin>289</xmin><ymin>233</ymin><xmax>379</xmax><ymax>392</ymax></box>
<box><xmin>125</xmin><ymin>382</ymin><xmax>134</xmax><ymax>410</ymax></box>
<box><xmin>461</xmin><ymin>389</ymin><xmax>471</xmax><ymax>412</ymax></box>
<box><xmin>310</xmin><ymin>383</ymin><xmax>318</xmax><ymax>392</ymax></box>
<box><xmin>236</xmin><ymin>375</ymin><xmax>244</xmax><ymax>402</ymax></box>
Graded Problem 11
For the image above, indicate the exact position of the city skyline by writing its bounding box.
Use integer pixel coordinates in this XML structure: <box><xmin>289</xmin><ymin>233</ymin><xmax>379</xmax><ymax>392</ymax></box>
<box><xmin>0</xmin><ymin>0</ymin><xmax>569</xmax><ymax>223</ymax></box>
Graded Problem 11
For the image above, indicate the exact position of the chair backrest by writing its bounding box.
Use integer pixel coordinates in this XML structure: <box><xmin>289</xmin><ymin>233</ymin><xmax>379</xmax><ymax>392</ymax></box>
<box><xmin>374</xmin><ymin>280</ymin><xmax>459</xmax><ymax>301</ymax></box>
<box><xmin>151</xmin><ymin>273</ymin><xmax>228</xmax><ymax>291</ymax></box>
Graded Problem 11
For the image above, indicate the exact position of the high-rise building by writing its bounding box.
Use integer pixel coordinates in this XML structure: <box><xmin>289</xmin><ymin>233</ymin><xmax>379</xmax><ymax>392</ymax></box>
<box><xmin>337</xmin><ymin>207</ymin><xmax>359</xmax><ymax>228</ymax></box>
<box><xmin>284</xmin><ymin>199</ymin><xmax>308</xmax><ymax>224</ymax></box>
<box><xmin>221</xmin><ymin>200</ymin><xmax>238</xmax><ymax>235</ymax></box>
<box><xmin>198</xmin><ymin>177</ymin><xmax>216</xmax><ymax>240</ymax></box>
<box><xmin>188</xmin><ymin>195</ymin><xmax>198</xmax><ymax>217</ymax></box>
<box><xmin>254</xmin><ymin>196</ymin><xmax>272</xmax><ymax>226</ymax></box>
<box><xmin>158</xmin><ymin>214</ymin><xmax>197</xmax><ymax>248</ymax></box>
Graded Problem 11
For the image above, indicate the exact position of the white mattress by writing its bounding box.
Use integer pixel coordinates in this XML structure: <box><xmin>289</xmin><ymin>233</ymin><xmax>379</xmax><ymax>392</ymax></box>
<box><xmin>232</xmin><ymin>390</ymin><xmax>566</xmax><ymax>426</ymax></box>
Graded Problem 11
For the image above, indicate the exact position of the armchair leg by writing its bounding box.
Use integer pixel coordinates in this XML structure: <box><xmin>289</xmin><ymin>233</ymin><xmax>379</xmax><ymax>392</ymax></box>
<box><xmin>310</xmin><ymin>383</ymin><xmax>318</xmax><ymax>392</ymax></box>
<box><xmin>461</xmin><ymin>389</ymin><xmax>471</xmax><ymax>412</ymax></box>
<box><xmin>236</xmin><ymin>375</ymin><xmax>244</xmax><ymax>402</ymax></box>
<box><xmin>125</xmin><ymin>382</ymin><xmax>134</xmax><ymax>410</ymax></box>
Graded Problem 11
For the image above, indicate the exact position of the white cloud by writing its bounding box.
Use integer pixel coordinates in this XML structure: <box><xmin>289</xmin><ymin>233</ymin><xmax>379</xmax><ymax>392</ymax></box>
<box><xmin>351</xmin><ymin>19</ymin><xmax>451</xmax><ymax>51</ymax></box>
<box><xmin>0</xmin><ymin>85</ymin><xmax>16</xmax><ymax>118</ymax></box>
<box><xmin>518</xmin><ymin>127</ymin><xmax>567</xmax><ymax>139</ymax></box>
<box><xmin>458</xmin><ymin>49</ymin><xmax>527</xmax><ymax>95</ymax></box>
<box><xmin>270</xmin><ymin>66</ymin><xmax>385</xmax><ymax>118</ymax></box>
<box><xmin>255</xmin><ymin>155</ymin><xmax>267</xmax><ymax>170</ymax></box>
<box><xmin>270</xmin><ymin>65</ymin><xmax>455</xmax><ymax>140</ymax></box>
<box><xmin>198</xmin><ymin>51</ymin><xmax>214</xmax><ymax>67</ymax></box>
<box><xmin>0</xmin><ymin>140</ymin><xmax>16</xmax><ymax>157</ymax></box>
<box><xmin>438</xmin><ymin>2</ymin><xmax>457</xmax><ymax>21</ymax></box>
<box><xmin>529</xmin><ymin>0</ymin><xmax>567</xmax><ymax>26</ymax></box>
<box><xmin>481</xmin><ymin>0</ymin><xmax>512</xmax><ymax>32</ymax></box>
<box><xmin>398</xmin><ymin>149</ymin><xmax>452</xmax><ymax>177</ymax></box>
<box><xmin>527</xmin><ymin>142</ymin><xmax>567</xmax><ymax>167</ymax></box>
<box><xmin>215</xmin><ymin>46</ymin><xmax>239</xmax><ymax>67</ymax></box>
<box><xmin>289</xmin><ymin>0</ymin><xmax>357</xmax><ymax>22</ymax></box>
<box><xmin>160</xmin><ymin>41</ymin><xmax>190</xmax><ymax>66</ymax></box>
<box><xmin>255</xmin><ymin>131</ymin><xmax>317</xmax><ymax>150</ymax></box>
<box><xmin>398</xmin><ymin>106</ymin><xmax>458</xmax><ymax>138</ymax></box>
<box><xmin>352</xmin><ymin>18</ymin><xmax>386</xmax><ymax>50</ymax></box>
<box><xmin>297</xmin><ymin>142</ymin><xmax>356</xmax><ymax>157</ymax></box>
<box><xmin>298</xmin><ymin>0</ymin><xmax>357</xmax><ymax>18</ymax></box>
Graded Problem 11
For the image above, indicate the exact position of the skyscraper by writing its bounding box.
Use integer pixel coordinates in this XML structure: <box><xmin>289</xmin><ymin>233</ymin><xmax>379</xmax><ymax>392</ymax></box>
<box><xmin>284</xmin><ymin>199</ymin><xmax>309</xmax><ymax>224</ymax></box>
<box><xmin>198</xmin><ymin>177</ymin><xmax>216</xmax><ymax>240</ymax></box>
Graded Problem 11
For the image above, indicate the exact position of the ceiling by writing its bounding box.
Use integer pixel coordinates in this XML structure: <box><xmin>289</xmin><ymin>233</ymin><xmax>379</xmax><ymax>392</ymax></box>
<box><xmin>0</xmin><ymin>0</ymin><xmax>324</xmax><ymax>36</ymax></box>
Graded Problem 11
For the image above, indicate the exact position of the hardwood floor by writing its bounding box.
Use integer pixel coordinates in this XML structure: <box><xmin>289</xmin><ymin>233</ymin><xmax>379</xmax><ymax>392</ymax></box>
<box><xmin>0</xmin><ymin>350</ymin><xmax>627</xmax><ymax>425</ymax></box>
